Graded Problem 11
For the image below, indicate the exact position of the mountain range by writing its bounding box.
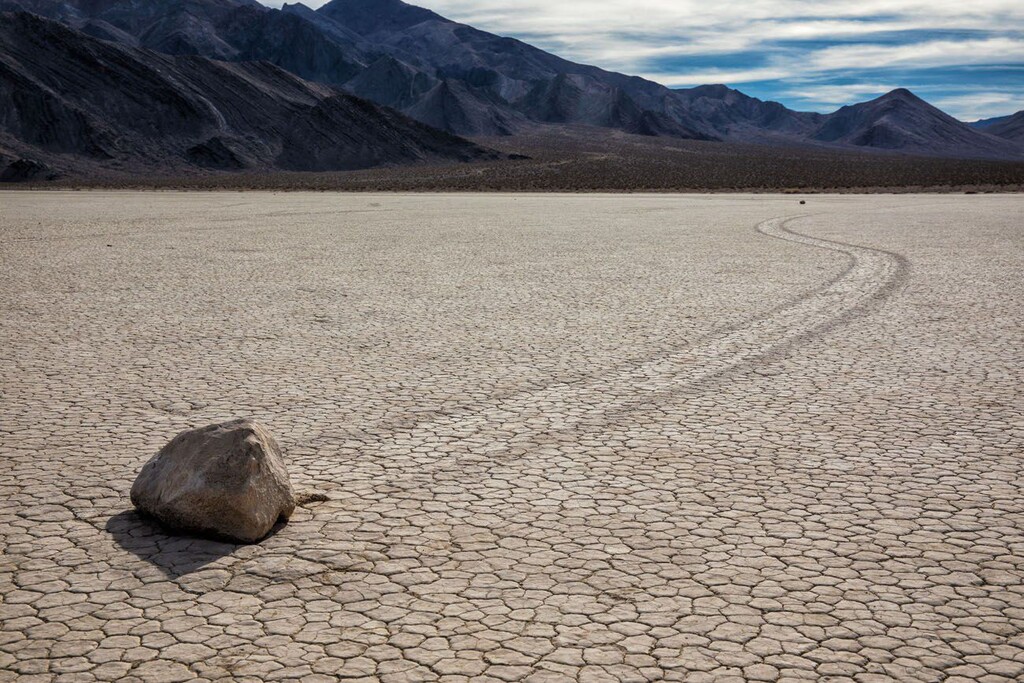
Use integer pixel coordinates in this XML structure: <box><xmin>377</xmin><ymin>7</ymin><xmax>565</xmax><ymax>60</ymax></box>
<box><xmin>0</xmin><ymin>9</ymin><xmax>495</xmax><ymax>178</ymax></box>
<box><xmin>972</xmin><ymin>112</ymin><xmax>1024</xmax><ymax>142</ymax></box>
<box><xmin>1</xmin><ymin>0</ymin><xmax>1022</xmax><ymax>180</ymax></box>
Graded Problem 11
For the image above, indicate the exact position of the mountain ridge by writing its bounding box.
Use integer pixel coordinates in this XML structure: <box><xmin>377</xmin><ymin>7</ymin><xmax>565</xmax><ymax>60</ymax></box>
<box><xmin>972</xmin><ymin>110</ymin><xmax>1024</xmax><ymax>142</ymax></box>
<box><xmin>2</xmin><ymin>0</ymin><xmax>1021</xmax><ymax>167</ymax></box>
<box><xmin>808</xmin><ymin>89</ymin><xmax>1015</xmax><ymax>159</ymax></box>
<box><xmin>0</xmin><ymin>10</ymin><xmax>497</xmax><ymax>178</ymax></box>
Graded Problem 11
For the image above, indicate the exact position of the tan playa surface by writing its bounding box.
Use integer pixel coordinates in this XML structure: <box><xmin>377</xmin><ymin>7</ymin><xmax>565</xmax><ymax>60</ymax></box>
<box><xmin>1</xmin><ymin>192</ymin><xmax>1022</xmax><ymax>682</ymax></box>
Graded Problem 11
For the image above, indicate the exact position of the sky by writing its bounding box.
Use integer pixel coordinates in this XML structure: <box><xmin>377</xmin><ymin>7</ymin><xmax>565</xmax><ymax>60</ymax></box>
<box><xmin>272</xmin><ymin>1</ymin><xmax>1024</xmax><ymax>120</ymax></box>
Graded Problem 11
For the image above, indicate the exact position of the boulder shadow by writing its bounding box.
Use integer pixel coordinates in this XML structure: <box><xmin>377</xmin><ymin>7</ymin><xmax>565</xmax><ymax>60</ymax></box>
<box><xmin>105</xmin><ymin>509</ymin><xmax>284</xmax><ymax>579</ymax></box>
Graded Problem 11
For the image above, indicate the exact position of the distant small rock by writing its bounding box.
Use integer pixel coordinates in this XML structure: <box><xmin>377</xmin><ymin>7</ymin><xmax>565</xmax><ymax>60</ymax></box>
<box><xmin>800</xmin><ymin>200</ymin><xmax>806</xmax><ymax>204</ymax></box>
<box><xmin>130</xmin><ymin>420</ymin><xmax>297</xmax><ymax>543</ymax></box>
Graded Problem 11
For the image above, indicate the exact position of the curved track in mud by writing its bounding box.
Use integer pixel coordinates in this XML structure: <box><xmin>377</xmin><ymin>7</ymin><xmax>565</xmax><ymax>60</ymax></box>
<box><xmin>334</xmin><ymin>214</ymin><xmax>910</xmax><ymax>480</ymax></box>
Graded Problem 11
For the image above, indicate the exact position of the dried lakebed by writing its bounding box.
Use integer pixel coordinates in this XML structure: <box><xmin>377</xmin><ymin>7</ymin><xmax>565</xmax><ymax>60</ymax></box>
<box><xmin>1</xmin><ymin>193</ymin><xmax>1022</xmax><ymax>682</ymax></box>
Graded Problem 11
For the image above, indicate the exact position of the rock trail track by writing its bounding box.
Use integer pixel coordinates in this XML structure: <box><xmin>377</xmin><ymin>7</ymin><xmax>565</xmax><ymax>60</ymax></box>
<box><xmin>1</xmin><ymin>194</ymin><xmax>1022</xmax><ymax>683</ymax></box>
<box><xmin>316</xmin><ymin>215</ymin><xmax>910</xmax><ymax>488</ymax></box>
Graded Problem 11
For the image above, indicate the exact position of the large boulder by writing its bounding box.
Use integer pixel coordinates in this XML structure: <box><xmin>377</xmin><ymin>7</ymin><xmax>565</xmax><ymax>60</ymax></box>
<box><xmin>130</xmin><ymin>420</ymin><xmax>297</xmax><ymax>543</ymax></box>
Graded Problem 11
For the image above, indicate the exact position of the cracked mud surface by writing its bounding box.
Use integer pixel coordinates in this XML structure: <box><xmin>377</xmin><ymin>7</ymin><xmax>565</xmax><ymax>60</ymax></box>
<box><xmin>1</xmin><ymin>193</ymin><xmax>1022</xmax><ymax>682</ymax></box>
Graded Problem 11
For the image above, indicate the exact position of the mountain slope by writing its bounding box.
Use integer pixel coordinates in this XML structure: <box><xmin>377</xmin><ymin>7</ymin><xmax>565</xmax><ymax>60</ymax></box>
<box><xmin>313</xmin><ymin>0</ymin><xmax>717</xmax><ymax>139</ymax></box>
<box><xmin>970</xmin><ymin>114</ymin><xmax>1012</xmax><ymax>130</ymax></box>
<box><xmin>973</xmin><ymin>111</ymin><xmax>1024</xmax><ymax>142</ymax></box>
<box><xmin>811</xmin><ymin>89</ymin><xmax>1020</xmax><ymax>159</ymax></box>
<box><xmin>672</xmin><ymin>84</ymin><xmax>822</xmax><ymax>139</ymax></box>
<box><xmin>0</xmin><ymin>0</ymin><xmax>370</xmax><ymax>84</ymax></box>
<box><xmin>0</xmin><ymin>11</ymin><xmax>495</xmax><ymax>177</ymax></box>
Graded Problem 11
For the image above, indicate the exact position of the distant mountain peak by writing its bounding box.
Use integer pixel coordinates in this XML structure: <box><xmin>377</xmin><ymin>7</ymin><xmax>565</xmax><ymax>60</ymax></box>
<box><xmin>317</xmin><ymin>0</ymin><xmax>444</xmax><ymax>35</ymax></box>
<box><xmin>687</xmin><ymin>84</ymin><xmax>739</xmax><ymax>98</ymax></box>
<box><xmin>876</xmin><ymin>87</ymin><xmax>923</xmax><ymax>104</ymax></box>
<box><xmin>829</xmin><ymin>88</ymin><xmax>933</xmax><ymax>117</ymax></box>
<box><xmin>812</xmin><ymin>85</ymin><xmax>1020</xmax><ymax>158</ymax></box>
<box><xmin>974</xmin><ymin>110</ymin><xmax>1024</xmax><ymax>141</ymax></box>
<box><xmin>280</xmin><ymin>2</ymin><xmax>315</xmax><ymax>15</ymax></box>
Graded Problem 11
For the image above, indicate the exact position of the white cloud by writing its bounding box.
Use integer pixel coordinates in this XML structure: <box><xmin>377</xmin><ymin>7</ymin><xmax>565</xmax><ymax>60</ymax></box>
<box><xmin>633</xmin><ymin>37</ymin><xmax>1024</xmax><ymax>89</ymax></box>
<box><xmin>635</xmin><ymin>67</ymin><xmax>797</xmax><ymax>88</ymax></box>
<box><xmin>807</xmin><ymin>38</ymin><xmax>1024</xmax><ymax>71</ymax></box>
<box><xmin>933</xmin><ymin>92</ymin><xmax>1024</xmax><ymax>120</ymax></box>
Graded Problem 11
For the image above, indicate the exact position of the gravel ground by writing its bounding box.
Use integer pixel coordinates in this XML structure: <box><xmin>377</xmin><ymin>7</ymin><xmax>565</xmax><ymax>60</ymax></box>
<box><xmin>1</xmin><ymin>192</ymin><xmax>1022</xmax><ymax>682</ymax></box>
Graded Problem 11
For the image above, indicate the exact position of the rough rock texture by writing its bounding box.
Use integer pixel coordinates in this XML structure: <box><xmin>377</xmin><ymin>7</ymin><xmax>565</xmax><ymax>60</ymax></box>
<box><xmin>130</xmin><ymin>419</ymin><xmax>296</xmax><ymax>544</ymax></box>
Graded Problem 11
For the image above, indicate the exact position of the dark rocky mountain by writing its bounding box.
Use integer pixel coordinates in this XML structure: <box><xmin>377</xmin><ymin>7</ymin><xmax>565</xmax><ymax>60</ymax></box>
<box><xmin>2</xmin><ymin>0</ymin><xmax>724</xmax><ymax>139</ymax></box>
<box><xmin>969</xmin><ymin>114</ymin><xmax>1012</xmax><ymax>130</ymax></box>
<box><xmin>0</xmin><ymin>0</ymin><xmax>369</xmax><ymax>84</ymax></box>
<box><xmin>0</xmin><ymin>11</ymin><xmax>495</xmax><ymax>178</ymax></box>
<box><xmin>674</xmin><ymin>85</ymin><xmax>1024</xmax><ymax>159</ymax></box>
<box><xmin>308</xmin><ymin>0</ymin><xmax>715</xmax><ymax>138</ymax></box>
<box><xmin>809</xmin><ymin>89</ymin><xmax>1018</xmax><ymax>159</ymax></box>
<box><xmin>3</xmin><ymin>0</ymin><xmax>1020</xmax><ymax>164</ymax></box>
<box><xmin>972</xmin><ymin>111</ymin><xmax>1024</xmax><ymax>141</ymax></box>
<box><xmin>313</xmin><ymin>0</ymin><xmax>442</xmax><ymax>37</ymax></box>
<box><xmin>344</xmin><ymin>55</ymin><xmax>436</xmax><ymax>110</ymax></box>
<box><xmin>672</xmin><ymin>84</ymin><xmax>822</xmax><ymax>140</ymax></box>
<box><xmin>404</xmin><ymin>78</ymin><xmax>523</xmax><ymax>136</ymax></box>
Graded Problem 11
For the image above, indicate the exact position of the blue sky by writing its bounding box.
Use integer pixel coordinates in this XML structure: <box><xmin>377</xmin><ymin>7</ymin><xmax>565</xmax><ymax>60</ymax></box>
<box><xmin>273</xmin><ymin>1</ymin><xmax>1024</xmax><ymax>120</ymax></box>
